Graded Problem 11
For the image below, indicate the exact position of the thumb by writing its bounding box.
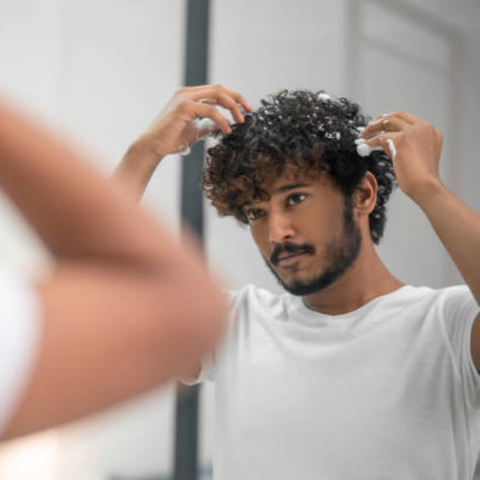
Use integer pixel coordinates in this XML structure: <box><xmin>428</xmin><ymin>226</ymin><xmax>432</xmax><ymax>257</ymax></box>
<box><xmin>363</xmin><ymin>133</ymin><xmax>399</xmax><ymax>161</ymax></box>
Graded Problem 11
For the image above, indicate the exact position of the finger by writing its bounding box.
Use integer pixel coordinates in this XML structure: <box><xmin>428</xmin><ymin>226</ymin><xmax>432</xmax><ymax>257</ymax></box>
<box><xmin>364</xmin><ymin>132</ymin><xmax>400</xmax><ymax>161</ymax></box>
<box><xmin>178</xmin><ymin>85</ymin><xmax>253</xmax><ymax>112</ymax></box>
<box><xmin>191</xmin><ymin>86</ymin><xmax>252</xmax><ymax>114</ymax></box>
<box><xmin>198</xmin><ymin>98</ymin><xmax>217</xmax><ymax>105</ymax></box>
<box><xmin>385</xmin><ymin>110</ymin><xmax>417</xmax><ymax>125</ymax></box>
<box><xmin>219</xmin><ymin>92</ymin><xmax>246</xmax><ymax>123</ymax></box>
<box><xmin>177</xmin><ymin>85</ymin><xmax>213</xmax><ymax>93</ymax></box>
<box><xmin>218</xmin><ymin>86</ymin><xmax>253</xmax><ymax>112</ymax></box>
<box><xmin>189</xmin><ymin>91</ymin><xmax>243</xmax><ymax>124</ymax></box>
<box><xmin>198</xmin><ymin>124</ymin><xmax>221</xmax><ymax>138</ymax></box>
<box><xmin>195</xmin><ymin>91</ymin><xmax>245</xmax><ymax>124</ymax></box>
<box><xmin>191</xmin><ymin>102</ymin><xmax>232</xmax><ymax>135</ymax></box>
<box><xmin>361</xmin><ymin>115</ymin><xmax>409</xmax><ymax>139</ymax></box>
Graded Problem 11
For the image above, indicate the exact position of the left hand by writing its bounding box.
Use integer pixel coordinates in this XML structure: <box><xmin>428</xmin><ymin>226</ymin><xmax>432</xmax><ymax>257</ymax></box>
<box><xmin>140</xmin><ymin>85</ymin><xmax>251</xmax><ymax>160</ymax></box>
<box><xmin>360</xmin><ymin>111</ymin><xmax>444</xmax><ymax>203</ymax></box>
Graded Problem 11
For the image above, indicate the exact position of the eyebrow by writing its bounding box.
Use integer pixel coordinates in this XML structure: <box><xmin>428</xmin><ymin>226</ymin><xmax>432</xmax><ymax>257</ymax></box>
<box><xmin>272</xmin><ymin>183</ymin><xmax>312</xmax><ymax>195</ymax></box>
<box><xmin>243</xmin><ymin>183</ymin><xmax>312</xmax><ymax>208</ymax></box>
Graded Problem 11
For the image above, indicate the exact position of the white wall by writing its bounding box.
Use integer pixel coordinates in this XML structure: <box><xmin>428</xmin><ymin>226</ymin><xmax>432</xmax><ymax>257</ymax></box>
<box><xmin>0</xmin><ymin>0</ymin><xmax>479</xmax><ymax>478</ymax></box>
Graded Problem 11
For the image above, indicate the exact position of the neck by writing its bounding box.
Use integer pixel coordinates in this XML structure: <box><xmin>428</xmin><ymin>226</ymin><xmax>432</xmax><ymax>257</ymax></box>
<box><xmin>302</xmin><ymin>240</ymin><xmax>404</xmax><ymax>316</ymax></box>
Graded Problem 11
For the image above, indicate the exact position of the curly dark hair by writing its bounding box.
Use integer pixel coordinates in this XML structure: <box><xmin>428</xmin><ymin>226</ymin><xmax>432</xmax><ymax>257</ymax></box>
<box><xmin>201</xmin><ymin>89</ymin><xmax>396</xmax><ymax>244</ymax></box>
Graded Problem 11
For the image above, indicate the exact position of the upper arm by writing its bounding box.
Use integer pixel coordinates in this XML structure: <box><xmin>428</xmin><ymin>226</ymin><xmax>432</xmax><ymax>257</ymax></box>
<box><xmin>2</xmin><ymin>262</ymin><xmax>226</xmax><ymax>441</ymax></box>
<box><xmin>470</xmin><ymin>312</ymin><xmax>480</xmax><ymax>374</ymax></box>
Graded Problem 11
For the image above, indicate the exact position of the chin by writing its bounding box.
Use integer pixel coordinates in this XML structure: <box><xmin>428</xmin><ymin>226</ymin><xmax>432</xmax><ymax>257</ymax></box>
<box><xmin>278</xmin><ymin>266</ymin><xmax>347</xmax><ymax>296</ymax></box>
<box><xmin>283</xmin><ymin>281</ymin><xmax>324</xmax><ymax>296</ymax></box>
<box><xmin>279</xmin><ymin>273</ymin><xmax>328</xmax><ymax>296</ymax></box>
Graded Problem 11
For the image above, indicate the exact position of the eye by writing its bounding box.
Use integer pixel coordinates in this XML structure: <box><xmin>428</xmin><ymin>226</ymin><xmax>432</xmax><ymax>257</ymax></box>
<box><xmin>286</xmin><ymin>193</ymin><xmax>307</xmax><ymax>206</ymax></box>
<box><xmin>245</xmin><ymin>208</ymin><xmax>265</xmax><ymax>221</ymax></box>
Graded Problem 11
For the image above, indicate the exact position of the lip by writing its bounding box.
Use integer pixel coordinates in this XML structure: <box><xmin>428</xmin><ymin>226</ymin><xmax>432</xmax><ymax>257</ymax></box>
<box><xmin>277</xmin><ymin>252</ymin><xmax>307</xmax><ymax>266</ymax></box>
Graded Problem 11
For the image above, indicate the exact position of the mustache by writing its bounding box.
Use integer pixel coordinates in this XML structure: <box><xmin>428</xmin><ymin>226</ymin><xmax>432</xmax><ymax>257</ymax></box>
<box><xmin>270</xmin><ymin>242</ymin><xmax>315</xmax><ymax>266</ymax></box>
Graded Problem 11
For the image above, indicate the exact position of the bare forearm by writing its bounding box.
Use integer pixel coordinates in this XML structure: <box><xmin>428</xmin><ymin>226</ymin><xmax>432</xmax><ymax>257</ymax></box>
<box><xmin>0</xmin><ymin>99</ymin><xmax>172</xmax><ymax>267</ymax></box>
<box><xmin>416</xmin><ymin>180</ymin><xmax>480</xmax><ymax>304</ymax></box>
<box><xmin>112</xmin><ymin>135</ymin><xmax>164</xmax><ymax>201</ymax></box>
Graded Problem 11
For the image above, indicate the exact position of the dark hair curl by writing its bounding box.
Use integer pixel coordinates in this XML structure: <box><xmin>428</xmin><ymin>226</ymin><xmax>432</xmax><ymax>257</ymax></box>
<box><xmin>201</xmin><ymin>89</ymin><xmax>396</xmax><ymax>244</ymax></box>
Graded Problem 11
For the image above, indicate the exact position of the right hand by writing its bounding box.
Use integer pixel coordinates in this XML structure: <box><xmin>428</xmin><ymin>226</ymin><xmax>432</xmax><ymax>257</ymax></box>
<box><xmin>139</xmin><ymin>85</ymin><xmax>252</xmax><ymax>159</ymax></box>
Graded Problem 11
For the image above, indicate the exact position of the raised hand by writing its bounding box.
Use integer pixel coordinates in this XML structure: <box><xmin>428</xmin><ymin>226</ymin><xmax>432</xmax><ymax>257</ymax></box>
<box><xmin>140</xmin><ymin>85</ymin><xmax>252</xmax><ymax>159</ymax></box>
<box><xmin>359</xmin><ymin>111</ymin><xmax>443</xmax><ymax>203</ymax></box>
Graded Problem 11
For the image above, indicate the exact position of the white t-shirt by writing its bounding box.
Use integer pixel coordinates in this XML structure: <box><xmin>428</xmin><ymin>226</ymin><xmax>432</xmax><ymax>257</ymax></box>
<box><xmin>186</xmin><ymin>284</ymin><xmax>480</xmax><ymax>480</ymax></box>
<box><xmin>0</xmin><ymin>268</ymin><xmax>41</xmax><ymax>437</ymax></box>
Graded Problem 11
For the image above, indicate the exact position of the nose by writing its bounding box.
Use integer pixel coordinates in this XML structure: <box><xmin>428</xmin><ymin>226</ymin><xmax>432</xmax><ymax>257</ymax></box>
<box><xmin>268</xmin><ymin>211</ymin><xmax>296</xmax><ymax>245</ymax></box>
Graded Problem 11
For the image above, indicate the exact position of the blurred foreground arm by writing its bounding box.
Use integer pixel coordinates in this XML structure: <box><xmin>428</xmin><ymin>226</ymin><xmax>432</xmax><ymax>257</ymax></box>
<box><xmin>0</xmin><ymin>98</ymin><xmax>227</xmax><ymax>441</ymax></box>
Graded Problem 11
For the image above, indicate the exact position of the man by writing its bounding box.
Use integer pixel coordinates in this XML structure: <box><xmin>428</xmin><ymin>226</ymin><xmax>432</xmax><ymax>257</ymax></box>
<box><xmin>114</xmin><ymin>85</ymin><xmax>480</xmax><ymax>479</ymax></box>
<box><xmin>0</xmin><ymin>95</ymin><xmax>227</xmax><ymax>442</ymax></box>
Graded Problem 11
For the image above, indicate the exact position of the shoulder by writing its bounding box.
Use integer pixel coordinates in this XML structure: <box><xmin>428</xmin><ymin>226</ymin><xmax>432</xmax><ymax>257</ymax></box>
<box><xmin>399</xmin><ymin>284</ymin><xmax>474</xmax><ymax>304</ymax></box>
<box><xmin>435</xmin><ymin>285</ymin><xmax>479</xmax><ymax>319</ymax></box>
<box><xmin>436</xmin><ymin>284</ymin><xmax>476</xmax><ymax>301</ymax></box>
<box><xmin>227</xmin><ymin>284</ymin><xmax>291</xmax><ymax>313</ymax></box>
<box><xmin>224</xmin><ymin>285</ymin><xmax>296</xmax><ymax>332</ymax></box>
<box><xmin>400</xmin><ymin>284</ymin><xmax>479</xmax><ymax>323</ymax></box>
<box><xmin>411</xmin><ymin>284</ymin><xmax>476</xmax><ymax>307</ymax></box>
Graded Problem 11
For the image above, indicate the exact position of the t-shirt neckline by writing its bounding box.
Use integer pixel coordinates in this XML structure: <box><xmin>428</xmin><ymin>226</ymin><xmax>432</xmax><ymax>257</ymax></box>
<box><xmin>289</xmin><ymin>285</ymin><xmax>414</xmax><ymax>326</ymax></box>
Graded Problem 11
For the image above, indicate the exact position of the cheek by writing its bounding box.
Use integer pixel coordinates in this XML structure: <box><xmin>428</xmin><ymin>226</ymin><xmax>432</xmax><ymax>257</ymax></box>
<box><xmin>250</xmin><ymin>225</ymin><xmax>269</xmax><ymax>255</ymax></box>
<box><xmin>298</xmin><ymin>204</ymin><xmax>332</xmax><ymax>229</ymax></box>
<box><xmin>298</xmin><ymin>205</ymin><xmax>344</xmax><ymax>242</ymax></box>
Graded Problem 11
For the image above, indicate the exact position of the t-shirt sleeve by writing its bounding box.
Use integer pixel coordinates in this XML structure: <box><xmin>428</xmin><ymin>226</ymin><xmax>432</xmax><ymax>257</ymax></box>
<box><xmin>439</xmin><ymin>285</ymin><xmax>480</xmax><ymax>409</ymax></box>
<box><xmin>179</xmin><ymin>350</ymin><xmax>216</xmax><ymax>385</ymax></box>
<box><xmin>179</xmin><ymin>288</ymin><xmax>245</xmax><ymax>385</ymax></box>
<box><xmin>0</xmin><ymin>267</ymin><xmax>42</xmax><ymax>436</ymax></box>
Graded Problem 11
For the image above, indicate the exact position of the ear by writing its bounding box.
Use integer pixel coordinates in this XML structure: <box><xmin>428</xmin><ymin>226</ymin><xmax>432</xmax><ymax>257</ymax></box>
<box><xmin>353</xmin><ymin>172</ymin><xmax>377</xmax><ymax>217</ymax></box>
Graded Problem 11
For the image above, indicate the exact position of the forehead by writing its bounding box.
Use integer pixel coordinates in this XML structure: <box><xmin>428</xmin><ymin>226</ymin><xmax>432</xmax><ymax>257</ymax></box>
<box><xmin>265</xmin><ymin>167</ymin><xmax>329</xmax><ymax>194</ymax></box>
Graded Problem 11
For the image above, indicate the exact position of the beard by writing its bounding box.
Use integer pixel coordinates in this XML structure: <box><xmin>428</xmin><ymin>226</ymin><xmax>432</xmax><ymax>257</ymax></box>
<box><xmin>263</xmin><ymin>199</ymin><xmax>362</xmax><ymax>296</ymax></box>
